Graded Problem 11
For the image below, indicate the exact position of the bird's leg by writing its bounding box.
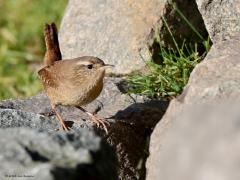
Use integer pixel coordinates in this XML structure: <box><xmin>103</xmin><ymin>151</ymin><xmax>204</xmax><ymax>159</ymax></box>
<box><xmin>51</xmin><ymin>103</ymin><xmax>70</xmax><ymax>131</ymax></box>
<box><xmin>77</xmin><ymin>107</ymin><xmax>110</xmax><ymax>134</ymax></box>
<box><xmin>92</xmin><ymin>101</ymin><xmax>103</xmax><ymax>115</ymax></box>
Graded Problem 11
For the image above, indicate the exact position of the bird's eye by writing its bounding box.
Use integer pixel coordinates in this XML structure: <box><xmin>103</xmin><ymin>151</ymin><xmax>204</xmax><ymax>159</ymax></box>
<box><xmin>87</xmin><ymin>64</ymin><xmax>93</xmax><ymax>69</ymax></box>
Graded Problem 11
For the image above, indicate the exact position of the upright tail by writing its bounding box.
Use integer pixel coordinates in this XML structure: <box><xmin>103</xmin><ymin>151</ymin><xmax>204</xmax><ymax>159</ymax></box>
<box><xmin>44</xmin><ymin>23</ymin><xmax>62</xmax><ymax>66</ymax></box>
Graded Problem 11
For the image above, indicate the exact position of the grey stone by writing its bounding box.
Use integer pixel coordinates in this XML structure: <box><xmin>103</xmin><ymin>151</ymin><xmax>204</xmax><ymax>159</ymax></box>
<box><xmin>0</xmin><ymin>127</ymin><xmax>117</xmax><ymax>180</ymax></box>
<box><xmin>59</xmin><ymin>0</ymin><xmax>209</xmax><ymax>74</ymax></box>
<box><xmin>196</xmin><ymin>0</ymin><xmax>240</xmax><ymax>43</ymax></box>
<box><xmin>157</xmin><ymin>0</ymin><xmax>209</xmax><ymax>52</ymax></box>
<box><xmin>0</xmin><ymin>77</ymin><xmax>168</xmax><ymax>180</ymax></box>
<box><xmin>147</xmin><ymin>104</ymin><xmax>240</xmax><ymax>180</ymax></box>
<box><xmin>0</xmin><ymin>109</ymin><xmax>58</xmax><ymax>131</ymax></box>
<box><xmin>146</xmin><ymin>34</ymin><xmax>240</xmax><ymax>179</ymax></box>
<box><xmin>59</xmin><ymin>0</ymin><xmax>167</xmax><ymax>74</ymax></box>
<box><xmin>177</xmin><ymin>33</ymin><xmax>240</xmax><ymax>105</ymax></box>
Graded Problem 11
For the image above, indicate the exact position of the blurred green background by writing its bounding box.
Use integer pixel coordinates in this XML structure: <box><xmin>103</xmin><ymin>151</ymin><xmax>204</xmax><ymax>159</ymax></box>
<box><xmin>0</xmin><ymin>0</ymin><xmax>67</xmax><ymax>100</ymax></box>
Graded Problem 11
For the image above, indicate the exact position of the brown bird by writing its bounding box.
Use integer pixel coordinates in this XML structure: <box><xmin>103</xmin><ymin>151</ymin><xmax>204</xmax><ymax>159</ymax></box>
<box><xmin>38</xmin><ymin>23</ymin><xmax>112</xmax><ymax>133</ymax></box>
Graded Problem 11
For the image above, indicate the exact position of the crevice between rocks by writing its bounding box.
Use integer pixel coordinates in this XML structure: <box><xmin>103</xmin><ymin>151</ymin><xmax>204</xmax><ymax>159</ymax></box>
<box><xmin>134</xmin><ymin>0</ymin><xmax>212</xmax><ymax>179</ymax></box>
<box><xmin>150</xmin><ymin>0</ymin><xmax>212</xmax><ymax>64</ymax></box>
<box><xmin>24</xmin><ymin>146</ymin><xmax>50</xmax><ymax>162</ymax></box>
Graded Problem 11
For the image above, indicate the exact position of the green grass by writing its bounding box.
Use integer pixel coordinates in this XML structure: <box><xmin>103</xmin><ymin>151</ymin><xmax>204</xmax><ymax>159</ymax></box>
<box><xmin>0</xmin><ymin>0</ymin><xmax>67</xmax><ymax>100</ymax></box>
<box><xmin>127</xmin><ymin>5</ymin><xmax>211</xmax><ymax>99</ymax></box>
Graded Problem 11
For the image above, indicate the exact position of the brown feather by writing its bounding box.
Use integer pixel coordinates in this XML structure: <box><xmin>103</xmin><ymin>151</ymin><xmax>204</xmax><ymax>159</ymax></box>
<box><xmin>51</xmin><ymin>23</ymin><xmax>62</xmax><ymax>60</ymax></box>
<box><xmin>44</xmin><ymin>23</ymin><xmax>62</xmax><ymax>66</ymax></box>
<box><xmin>38</xmin><ymin>66</ymin><xmax>58</xmax><ymax>88</ymax></box>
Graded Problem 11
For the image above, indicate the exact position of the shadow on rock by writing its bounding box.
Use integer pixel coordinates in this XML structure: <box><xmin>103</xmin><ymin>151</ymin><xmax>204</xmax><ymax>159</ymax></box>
<box><xmin>95</xmin><ymin>100</ymin><xmax>169</xmax><ymax>180</ymax></box>
<box><xmin>0</xmin><ymin>77</ymin><xmax>169</xmax><ymax>180</ymax></box>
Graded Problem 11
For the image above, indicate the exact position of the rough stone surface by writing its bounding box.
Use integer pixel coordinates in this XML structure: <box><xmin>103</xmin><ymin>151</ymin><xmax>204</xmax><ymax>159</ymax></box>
<box><xmin>146</xmin><ymin>34</ymin><xmax>240</xmax><ymax>179</ymax></box>
<box><xmin>156</xmin><ymin>0</ymin><xmax>209</xmax><ymax>54</ymax></box>
<box><xmin>59</xmin><ymin>0</ymin><xmax>166</xmax><ymax>74</ymax></box>
<box><xmin>59</xmin><ymin>0</ymin><xmax>209</xmax><ymax>74</ymax></box>
<box><xmin>0</xmin><ymin>127</ymin><xmax>117</xmax><ymax>180</ymax></box>
<box><xmin>196</xmin><ymin>0</ymin><xmax>240</xmax><ymax>43</ymax></box>
<box><xmin>147</xmin><ymin>104</ymin><xmax>240</xmax><ymax>180</ymax></box>
<box><xmin>0</xmin><ymin>77</ymin><xmax>168</xmax><ymax>180</ymax></box>
<box><xmin>178</xmin><ymin>33</ymin><xmax>240</xmax><ymax>105</ymax></box>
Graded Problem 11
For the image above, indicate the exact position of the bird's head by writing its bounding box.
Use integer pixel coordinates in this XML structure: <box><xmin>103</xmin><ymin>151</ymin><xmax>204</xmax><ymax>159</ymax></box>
<box><xmin>73</xmin><ymin>56</ymin><xmax>113</xmax><ymax>82</ymax></box>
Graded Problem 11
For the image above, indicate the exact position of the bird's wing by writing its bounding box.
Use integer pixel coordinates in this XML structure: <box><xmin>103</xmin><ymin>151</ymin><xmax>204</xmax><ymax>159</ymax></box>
<box><xmin>38</xmin><ymin>66</ymin><xmax>59</xmax><ymax>88</ymax></box>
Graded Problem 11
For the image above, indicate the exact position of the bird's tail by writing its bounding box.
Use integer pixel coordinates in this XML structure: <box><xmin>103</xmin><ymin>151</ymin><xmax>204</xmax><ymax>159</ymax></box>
<box><xmin>43</xmin><ymin>22</ymin><xmax>62</xmax><ymax>66</ymax></box>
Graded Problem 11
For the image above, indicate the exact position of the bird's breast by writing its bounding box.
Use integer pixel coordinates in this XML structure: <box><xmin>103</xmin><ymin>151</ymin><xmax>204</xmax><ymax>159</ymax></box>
<box><xmin>75</xmin><ymin>79</ymin><xmax>104</xmax><ymax>106</ymax></box>
<box><xmin>47</xmin><ymin>77</ymin><xmax>104</xmax><ymax>106</ymax></box>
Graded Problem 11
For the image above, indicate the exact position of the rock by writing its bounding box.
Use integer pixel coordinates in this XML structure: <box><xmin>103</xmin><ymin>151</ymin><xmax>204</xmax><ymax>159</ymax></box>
<box><xmin>157</xmin><ymin>0</ymin><xmax>209</xmax><ymax>53</ymax></box>
<box><xmin>146</xmin><ymin>34</ymin><xmax>240</xmax><ymax>179</ymax></box>
<box><xmin>147</xmin><ymin>104</ymin><xmax>240</xmax><ymax>180</ymax></box>
<box><xmin>176</xmin><ymin>33</ymin><xmax>240</xmax><ymax>105</ymax></box>
<box><xmin>0</xmin><ymin>127</ymin><xmax>117</xmax><ymax>180</ymax></box>
<box><xmin>0</xmin><ymin>77</ymin><xmax>168</xmax><ymax>180</ymax></box>
<box><xmin>59</xmin><ymin>0</ymin><xmax>165</xmax><ymax>74</ymax></box>
<box><xmin>196</xmin><ymin>0</ymin><xmax>240</xmax><ymax>43</ymax></box>
<box><xmin>0</xmin><ymin>108</ymin><xmax>58</xmax><ymax>131</ymax></box>
<box><xmin>59</xmin><ymin>0</ymin><xmax>209</xmax><ymax>73</ymax></box>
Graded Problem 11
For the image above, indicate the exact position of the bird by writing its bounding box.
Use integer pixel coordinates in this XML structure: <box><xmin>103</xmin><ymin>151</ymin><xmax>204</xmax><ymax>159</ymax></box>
<box><xmin>38</xmin><ymin>23</ymin><xmax>112</xmax><ymax>133</ymax></box>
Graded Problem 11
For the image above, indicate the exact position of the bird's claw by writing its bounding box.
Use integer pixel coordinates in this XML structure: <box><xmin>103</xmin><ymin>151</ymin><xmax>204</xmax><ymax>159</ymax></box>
<box><xmin>90</xmin><ymin>115</ymin><xmax>110</xmax><ymax>134</ymax></box>
<box><xmin>40</xmin><ymin>110</ymin><xmax>56</xmax><ymax>117</ymax></box>
<box><xmin>60</xmin><ymin>122</ymin><xmax>72</xmax><ymax>131</ymax></box>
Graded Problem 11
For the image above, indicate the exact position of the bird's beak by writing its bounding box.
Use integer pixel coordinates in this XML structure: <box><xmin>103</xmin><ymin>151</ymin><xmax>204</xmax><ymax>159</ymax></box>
<box><xmin>103</xmin><ymin>64</ymin><xmax>115</xmax><ymax>68</ymax></box>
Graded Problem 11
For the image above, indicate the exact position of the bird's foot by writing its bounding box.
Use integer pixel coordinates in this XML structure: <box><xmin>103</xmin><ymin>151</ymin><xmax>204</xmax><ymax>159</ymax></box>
<box><xmin>89</xmin><ymin>114</ymin><xmax>110</xmax><ymax>134</ymax></box>
<box><xmin>59</xmin><ymin>121</ymin><xmax>72</xmax><ymax>131</ymax></box>
<box><xmin>77</xmin><ymin>106</ymin><xmax>110</xmax><ymax>134</ymax></box>
<box><xmin>40</xmin><ymin>110</ymin><xmax>56</xmax><ymax>117</ymax></box>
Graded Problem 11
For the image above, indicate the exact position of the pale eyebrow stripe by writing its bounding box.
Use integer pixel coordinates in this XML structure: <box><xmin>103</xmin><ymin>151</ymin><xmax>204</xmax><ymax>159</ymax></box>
<box><xmin>76</xmin><ymin>61</ymin><xmax>92</xmax><ymax>66</ymax></box>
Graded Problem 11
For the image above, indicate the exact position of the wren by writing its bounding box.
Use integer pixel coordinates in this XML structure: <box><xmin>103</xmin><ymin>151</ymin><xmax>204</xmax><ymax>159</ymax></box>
<box><xmin>38</xmin><ymin>23</ymin><xmax>112</xmax><ymax>133</ymax></box>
